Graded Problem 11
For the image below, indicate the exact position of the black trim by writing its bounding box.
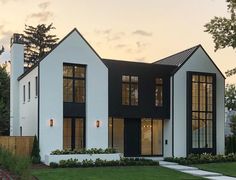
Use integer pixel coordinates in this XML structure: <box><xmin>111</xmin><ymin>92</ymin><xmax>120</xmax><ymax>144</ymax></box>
<box><xmin>186</xmin><ymin>71</ymin><xmax>216</xmax><ymax>155</ymax></box>
<box><xmin>37</xmin><ymin>63</ymin><xmax>40</xmax><ymax>141</ymax></box>
<box><xmin>171</xmin><ymin>76</ymin><xmax>174</xmax><ymax>157</ymax></box>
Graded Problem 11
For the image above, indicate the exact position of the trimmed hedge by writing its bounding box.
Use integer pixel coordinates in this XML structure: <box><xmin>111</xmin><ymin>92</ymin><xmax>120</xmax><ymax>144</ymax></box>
<box><xmin>164</xmin><ymin>153</ymin><xmax>236</xmax><ymax>165</ymax></box>
<box><xmin>49</xmin><ymin>158</ymin><xmax>159</xmax><ymax>168</ymax></box>
<box><xmin>0</xmin><ymin>146</ymin><xmax>31</xmax><ymax>179</ymax></box>
<box><xmin>51</xmin><ymin>148</ymin><xmax>117</xmax><ymax>155</ymax></box>
<box><xmin>225</xmin><ymin>136</ymin><xmax>236</xmax><ymax>154</ymax></box>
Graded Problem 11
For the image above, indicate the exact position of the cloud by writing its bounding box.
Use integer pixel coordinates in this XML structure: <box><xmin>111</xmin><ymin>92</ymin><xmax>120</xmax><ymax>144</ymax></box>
<box><xmin>26</xmin><ymin>11</ymin><xmax>53</xmax><ymax>22</ymax></box>
<box><xmin>94</xmin><ymin>29</ymin><xmax>112</xmax><ymax>35</ymax></box>
<box><xmin>133</xmin><ymin>30</ymin><xmax>152</xmax><ymax>36</ymax></box>
<box><xmin>115</xmin><ymin>44</ymin><xmax>126</xmax><ymax>49</ymax></box>
<box><xmin>38</xmin><ymin>1</ymin><xmax>50</xmax><ymax>10</ymax></box>
<box><xmin>136</xmin><ymin>41</ymin><xmax>149</xmax><ymax>48</ymax></box>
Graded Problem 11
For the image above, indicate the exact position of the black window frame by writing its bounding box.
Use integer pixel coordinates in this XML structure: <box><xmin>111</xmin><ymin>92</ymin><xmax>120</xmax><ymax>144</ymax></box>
<box><xmin>28</xmin><ymin>81</ymin><xmax>30</xmax><ymax>101</ymax></box>
<box><xmin>35</xmin><ymin>76</ymin><xmax>38</xmax><ymax>97</ymax></box>
<box><xmin>187</xmin><ymin>71</ymin><xmax>216</xmax><ymax>155</ymax></box>
<box><xmin>63</xmin><ymin>63</ymin><xmax>86</xmax><ymax>103</ymax></box>
<box><xmin>121</xmin><ymin>75</ymin><xmax>139</xmax><ymax>106</ymax></box>
<box><xmin>23</xmin><ymin>85</ymin><xmax>25</xmax><ymax>103</ymax></box>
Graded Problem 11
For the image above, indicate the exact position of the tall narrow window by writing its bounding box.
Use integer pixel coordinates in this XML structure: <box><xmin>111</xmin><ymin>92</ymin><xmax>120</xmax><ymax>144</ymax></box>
<box><xmin>63</xmin><ymin>64</ymin><xmax>86</xmax><ymax>103</ymax></box>
<box><xmin>122</xmin><ymin>75</ymin><xmax>138</xmax><ymax>105</ymax></box>
<box><xmin>155</xmin><ymin>78</ymin><xmax>163</xmax><ymax>107</ymax></box>
<box><xmin>108</xmin><ymin>117</ymin><xmax>124</xmax><ymax>153</ymax></box>
<box><xmin>23</xmin><ymin>85</ymin><xmax>25</xmax><ymax>103</ymax></box>
<box><xmin>189</xmin><ymin>73</ymin><xmax>215</xmax><ymax>152</ymax></box>
<box><xmin>28</xmin><ymin>81</ymin><xmax>30</xmax><ymax>101</ymax></box>
<box><xmin>35</xmin><ymin>76</ymin><xmax>38</xmax><ymax>97</ymax></box>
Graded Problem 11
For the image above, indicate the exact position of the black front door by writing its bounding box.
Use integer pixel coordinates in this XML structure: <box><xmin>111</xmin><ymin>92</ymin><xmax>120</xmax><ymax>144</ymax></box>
<box><xmin>124</xmin><ymin>118</ymin><xmax>140</xmax><ymax>157</ymax></box>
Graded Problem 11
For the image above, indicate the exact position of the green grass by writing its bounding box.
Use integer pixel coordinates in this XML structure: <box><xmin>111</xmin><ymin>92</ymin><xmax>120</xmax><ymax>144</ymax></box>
<box><xmin>195</xmin><ymin>162</ymin><xmax>236</xmax><ymax>177</ymax></box>
<box><xmin>32</xmin><ymin>166</ymin><xmax>203</xmax><ymax>180</ymax></box>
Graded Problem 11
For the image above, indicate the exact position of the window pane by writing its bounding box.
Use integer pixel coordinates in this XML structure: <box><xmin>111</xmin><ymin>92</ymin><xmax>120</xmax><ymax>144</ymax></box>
<box><xmin>207</xmin><ymin>76</ymin><xmax>213</xmax><ymax>83</ymax></box>
<box><xmin>155</xmin><ymin>85</ymin><xmax>163</xmax><ymax>106</ymax></box>
<box><xmin>199</xmin><ymin>83</ymin><xmax>206</xmax><ymax>111</ymax></box>
<box><xmin>192</xmin><ymin>82</ymin><xmax>198</xmax><ymax>111</ymax></box>
<box><xmin>131</xmin><ymin>76</ymin><xmax>138</xmax><ymax>82</ymax></box>
<box><xmin>200</xmin><ymin>75</ymin><xmax>206</xmax><ymax>82</ymax></box>
<box><xmin>63</xmin><ymin>118</ymin><xmax>72</xmax><ymax>149</ymax></box>
<box><xmin>192</xmin><ymin>120</ymin><xmax>198</xmax><ymax>148</ymax></box>
<box><xmin>156</xmin><ymin>78</ymin><xmax>163</xmax><ymax>84</ymax></box>
<box><xmin>192</xmin><ymin>75</ymin><xmax>198</xmax><ymax>82</ymax></box>
<box><xmin>63</xmin><ymin>79</ymin><xmax>73</xmax><ymax>102</ymax></box>
<box><xmin>207</xmin><ymin>84</ymin><xmax>213</xmax><ymax>111</ymax></box>
<box><xmin>75</xmin><ymin>118</ymin><xmax>84</xmax><ymax>149</ymax></box>
<box><xmin>63</xmin><ymin>65</ymin><xmax>73</xmax><ymax>77</ymax></box>
<box><xmin>141</xmin><ymin>118</ymin><xmax>152</xmax><ymax>155</ymax></box>
<box><xmin>131</xmin><ymin>84</ymin><xmax>138</xmax><ymax>105</ymax></box>
<box><xmin>207</xmin><ymin>120</ymin><xmax>213</xmax><ymax>148</ymax></box>
<box><xmin>113</xmin><ymin>118</ymin><xmax>124</xmax><ymax>153</ymax></box>
<box><xmin>122</xmin><ymin>75</ymin><xmax>130</xmax><ymax>82</ymax></box>
<box><xmin>108</xmin><ymin>118</ymin><xmax>112</xmax><ymax>148</ymax></box>
<box><xmin>74</xmin><ymin>66</ymin><xmax>85</xmax><ymax>78</ymax></box>
<box><xmin>199</xmin><ymin>119</ymin><xmax>206</xmax><ymax>148</ymax></box>
<box><xmin>153</xmin><ymin>120</ymin><xmax>162</xmax><ymax>155</ymax></box>
<box><xmin>75</xmin><ymin>80</ymin><xmax>85</xmax><ymax>103</ymax></box>
<box><xmin>122</xmin><ymin>84</ymin><xmax>130</xmax><ymax>105</ymax></box>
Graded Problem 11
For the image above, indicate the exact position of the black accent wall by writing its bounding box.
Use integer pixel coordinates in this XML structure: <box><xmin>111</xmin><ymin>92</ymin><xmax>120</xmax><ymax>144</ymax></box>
<box><xmin>103</xmin><ymin>59</ymin><xmax>177</xmax><ymax>119</ymax></box>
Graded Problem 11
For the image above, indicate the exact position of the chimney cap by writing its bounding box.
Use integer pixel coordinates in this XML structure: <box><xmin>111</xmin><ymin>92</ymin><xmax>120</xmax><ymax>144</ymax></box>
<box><xmin>10</xmin><ymin>33</ymin><xmax>24</xmax><ymax>47</ymax></box>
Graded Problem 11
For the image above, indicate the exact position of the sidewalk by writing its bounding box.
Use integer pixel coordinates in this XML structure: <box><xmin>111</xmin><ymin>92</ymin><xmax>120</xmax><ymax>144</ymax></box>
<box><xmin>159</xmin><ymin>161</ymin><xmax>236</xmax><ymax>180</ymax></box>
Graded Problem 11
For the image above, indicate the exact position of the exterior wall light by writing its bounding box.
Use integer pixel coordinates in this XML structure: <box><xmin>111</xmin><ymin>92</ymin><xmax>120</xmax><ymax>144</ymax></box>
<box><xmin>96</xmin><ymin>120</ymin><xmax>100</xmax><ymax>128</ymax></box>
<box><xmin>50</xmin><ymin>119</ymin><xmax>54</xmax><ymax>127</ymax></box>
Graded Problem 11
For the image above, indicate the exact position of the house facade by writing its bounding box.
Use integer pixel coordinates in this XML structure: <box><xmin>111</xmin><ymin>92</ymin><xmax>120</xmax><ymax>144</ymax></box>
<box><xmin>10</xmin><ymin>28</ymin><xmax>225</xmax><ymax>162</ymax></box>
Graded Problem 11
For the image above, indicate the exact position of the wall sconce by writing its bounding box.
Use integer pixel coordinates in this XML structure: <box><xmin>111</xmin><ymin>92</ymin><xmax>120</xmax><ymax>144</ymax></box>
<box><xmin>50</xmin><ymin>119</ymin><xmax>54</xmax><ymax>127</ymax></box>
<box><xmin>96</xmin><ymin>120</ymin><xmax>100</xmax><ymax>128</ymax></box>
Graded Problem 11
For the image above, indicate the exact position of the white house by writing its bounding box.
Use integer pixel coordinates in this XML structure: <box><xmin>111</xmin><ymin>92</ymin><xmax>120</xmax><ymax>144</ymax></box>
<box><xmin>10</xmin><ymin>28</ymin><xmax>225</xmax><ymax>163</ymax></box>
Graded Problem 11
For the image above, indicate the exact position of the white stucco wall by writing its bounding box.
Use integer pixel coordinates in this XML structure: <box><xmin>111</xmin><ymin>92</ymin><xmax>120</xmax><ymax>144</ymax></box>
<box><xmin>19</xmin><ymin>67</ymin><xmax>38</xmax><ymax>136</ymax></box>
<box><xmin>39</xmin><ymin>30</ymin><xmax>108</xmax><ymax>162</ymax></box>
<box><xmin>10</xmin><ymin>43</ymin><xmax>24</xmax><ymax>136</ymax></box>
<box><xmin>173</xmin><ymin>47</ymin><xmax>225</xmax><ymax>157</ymax></box>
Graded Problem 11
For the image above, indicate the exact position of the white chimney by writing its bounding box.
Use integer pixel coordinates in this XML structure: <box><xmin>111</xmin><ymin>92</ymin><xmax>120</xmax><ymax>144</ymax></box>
<box><xmin>10</xmin><ymin>34</ymin><xmax>24</xmax><ymax>136</ymax></box>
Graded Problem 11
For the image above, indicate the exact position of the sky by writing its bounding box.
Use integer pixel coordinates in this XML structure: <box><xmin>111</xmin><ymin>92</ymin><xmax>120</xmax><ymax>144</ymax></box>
<box><xmin>0</xmin><ymin>0</ymin><xmax>235</xmax><ymax>83</ymax></box>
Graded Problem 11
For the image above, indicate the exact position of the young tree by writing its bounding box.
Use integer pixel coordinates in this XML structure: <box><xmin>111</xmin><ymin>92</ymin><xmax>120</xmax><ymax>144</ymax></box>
<box><xmin>0</xmin><ymin>64</ymin><xmax>10</xmax><ymax>135</ymax></box>
<box><xmin>24</xmin><ymin>23</ymin><xmax>59</xmax><ymax>67</ymax></box>
<box><xmin>225</xmin><ymin>84</ymin><xmax>236</xmax><ymax>110</ymax></box>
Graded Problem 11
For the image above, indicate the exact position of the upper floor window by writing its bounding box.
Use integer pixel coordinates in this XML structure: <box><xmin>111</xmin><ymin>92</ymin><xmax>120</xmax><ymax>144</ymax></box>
<box><xmin>63</xmin><ymin>64</ymin><xmax>86</xmax><ymax>103</ymax></box>
<box><xmin>28</xmin><ymin>81</ymin><xmax>30</xmax><ymax>101</ymax></box>
<box><xmin>155</xmin><ymin>78</ymin><xmax>163</xmax><ymax>107</ymax></box>
<box><xmin>23</xmin><ymin>85</ymin><xmax>25</xmax><ymax>103</ymax></box>
<box><xmin>35</xmin><ymin>76</ymin><xmax>38</xmax><ymax>97</ymax></box>
<box><xmin>122</xmin><ymin>75</ymin><xmax>138</xmax><ymax>106</ymax></box>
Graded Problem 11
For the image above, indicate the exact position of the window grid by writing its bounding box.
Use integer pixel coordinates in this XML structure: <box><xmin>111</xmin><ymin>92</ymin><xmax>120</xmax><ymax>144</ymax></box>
<box><xmin>155</xmin><ymin>78</ymin><xmax>163</xmax><ymax>107</ymax></box>
<box><xmin>122</xmin><ymin>75</ymin><xmax>138</xmax><ymax>106</ymax></box>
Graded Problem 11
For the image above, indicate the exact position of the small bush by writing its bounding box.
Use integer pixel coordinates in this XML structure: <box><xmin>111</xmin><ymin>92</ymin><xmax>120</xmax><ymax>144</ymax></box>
<box><xmin>164</xmin><ymin>153</ymin><xmax>236</xmax><ymax>165</ymax></box>
<box><xmin>51</xmin><ymin>148</ymin><xmax>117</xmax><ymax>155</ymax></box>
<box><xmin>0</xmin><ymin>146</ymin><xmax>31</xmax><ymax>179</ymax></box>
<box><xmin>49</xmin><ymin>157</ymin><xmax>159</xmax><ymax>168</ymax></box>
<box><xmin>31</xmin><ymin>135</ymin><xmax>41</xmax><ymax>163</ymax></box>
<box><xmin>225</xmin><ymin>135</ymin><xmax>236</xmax><ymax>154</ymax></box>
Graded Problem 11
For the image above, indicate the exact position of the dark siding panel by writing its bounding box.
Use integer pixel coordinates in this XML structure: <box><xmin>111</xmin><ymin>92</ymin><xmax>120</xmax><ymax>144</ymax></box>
<box><xmin>64</xmin><ymin>103</ymin><xmax>85</xmax><ymax>117</ymax></box>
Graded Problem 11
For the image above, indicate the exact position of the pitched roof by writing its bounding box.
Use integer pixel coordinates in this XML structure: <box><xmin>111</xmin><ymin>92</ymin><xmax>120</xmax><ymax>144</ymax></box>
<box><xmin>153</xmin><ymin>45</ymin><xmax>200</xmax><ymax>66</ymax></box>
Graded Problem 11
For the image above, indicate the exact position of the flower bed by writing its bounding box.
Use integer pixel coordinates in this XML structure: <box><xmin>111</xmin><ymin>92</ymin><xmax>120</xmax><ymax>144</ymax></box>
<box><xmin>51</xmin><ymin>148</ymin><xmax>116</xmax><ymax>155</ymax></box>
<box><xmin>164</xmin><ymin>153</ymin><xmax>236</xmax><ymax>165</ymax></box>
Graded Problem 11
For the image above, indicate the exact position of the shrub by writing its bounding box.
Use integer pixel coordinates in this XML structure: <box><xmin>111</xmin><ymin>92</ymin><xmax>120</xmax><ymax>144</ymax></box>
<box><xmin>31</xmin><ymin>135</ymin><xmax>41</xmax><ymax>164</ymax></box>
<box><xmin>164</xmin><ymin>153</ymin><xmax>236</xmax><ymax>165</ymax></box>
<box><xmin>0</xmin><ymin>146</ymin><xmax>31</xmax><ymax>179</ymax></box>
<box><xmin>51</xmin><ymin>148</ymin><xmax>117</xmax><ymax>155</ymax></box>
<box><xmin>225</xmin><ymin>135</ymin><xmax>236</xmax><ymax>154</ymax></box>
<box><xmin>49</xmin><ymin>157</ymin><xmax>159</xmax><ymax>168</ymax></box>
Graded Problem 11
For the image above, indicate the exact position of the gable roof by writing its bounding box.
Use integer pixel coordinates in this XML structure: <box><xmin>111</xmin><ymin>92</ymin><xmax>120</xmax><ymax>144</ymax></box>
<box><xmin>18</xmin><ymin>28</ymin><xmax>105</xmax><ymax>80</ymax></box>
<box><xmin>153</xmin><ymin>45</ymin><xmax>200</xmax><ymax>66</ymax></box>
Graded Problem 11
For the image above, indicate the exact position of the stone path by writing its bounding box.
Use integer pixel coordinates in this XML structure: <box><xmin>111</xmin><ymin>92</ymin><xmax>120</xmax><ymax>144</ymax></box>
<box><xmin>0</xmin><ymin>169</ymin><xmax>12</xmax><ymax>180</ymax></box>
<box><xmin>159</xmin><ymin>161</ymin><xmax>236</xmax><ymax>180</ymax></box>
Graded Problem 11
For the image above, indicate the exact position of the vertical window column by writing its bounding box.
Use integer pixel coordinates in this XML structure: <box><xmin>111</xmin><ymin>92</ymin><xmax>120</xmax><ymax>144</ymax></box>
<box><xmin>155</xmin><ymin>78</ymin><xmax>163</xmax><ymax>107</ymax></box>
<box><xmin>122</xmin><ymin>75</ymin><xmax>138</xmax><ymax>106</ymax></box>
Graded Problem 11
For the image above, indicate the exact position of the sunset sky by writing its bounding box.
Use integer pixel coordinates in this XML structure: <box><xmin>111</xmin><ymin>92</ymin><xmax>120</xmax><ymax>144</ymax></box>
<box><xmin>0</xmin><ymin>0</ymin><xmax>235</xmax><ymax>83</ymax></box>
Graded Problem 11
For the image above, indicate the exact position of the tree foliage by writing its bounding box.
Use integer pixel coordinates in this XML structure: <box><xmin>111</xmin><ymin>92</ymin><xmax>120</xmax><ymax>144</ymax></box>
<box><xmin>225</xmin><ymin>84</ymin><xmax>236</xmax><ymax>110</ymax></box>
<box><xmin>204</xmin><ymin>0</ymin><xmax>236</xmax><ymax>52</ymax></box>
<box><xmin>31</xmin><ymin>135</ymin><xmax>40</xmax><ymax>164</ymax></box>
<box><xmin>0</xmin><ymin>64</ymin><xmax>10</xmax><ymax>135</ymax></box>
<box><xmin>0</xmin><ymin>46</ymin><xmax>4</xmax><ymax>55</ymax></box>
<box><xmin>230</xmin><ymin>115</ymin><xmax>236</xmax><ymax>136</ymax></box>
<box><xmin>24</xmin><ymin>23</ymin><xmax>59</xmax><ymax>67</ymax></box>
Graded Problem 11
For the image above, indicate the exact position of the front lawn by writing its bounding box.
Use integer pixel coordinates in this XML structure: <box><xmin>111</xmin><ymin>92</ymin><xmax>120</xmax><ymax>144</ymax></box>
<box><xmin>195</xmin><ymin>162</ymin><xmax>236</xmax><ymax>177</ymax></box>
<box><xmin>32</xmin><ymin>166</ymin><xmax>203</xmax><ymax>180</ymax></box>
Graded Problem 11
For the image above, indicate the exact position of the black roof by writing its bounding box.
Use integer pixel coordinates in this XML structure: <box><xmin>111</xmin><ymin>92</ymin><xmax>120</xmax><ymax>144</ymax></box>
<box><xmin>153</xmin><ymin>45</ymin><xmax>200</xmax><ymax>66</ymax></box>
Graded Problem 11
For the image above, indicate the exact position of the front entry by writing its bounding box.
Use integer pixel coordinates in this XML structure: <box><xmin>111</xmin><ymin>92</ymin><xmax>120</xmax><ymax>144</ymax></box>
<box><xmin>124</xmin><ymin>118</ymin><xmax>140</xmax><ymax>157</ymax></box>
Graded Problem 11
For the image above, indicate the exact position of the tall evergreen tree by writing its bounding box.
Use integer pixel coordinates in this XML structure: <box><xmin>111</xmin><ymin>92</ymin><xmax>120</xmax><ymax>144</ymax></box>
<box><xmin>0</xmin><ymin>64</ymin><xmax>10</xmax><ymax>135</ymax></box>
<box><xmin>24</xmin><ymin>23</ymin><xmax>59</xmax><ymax>67</ymax></box>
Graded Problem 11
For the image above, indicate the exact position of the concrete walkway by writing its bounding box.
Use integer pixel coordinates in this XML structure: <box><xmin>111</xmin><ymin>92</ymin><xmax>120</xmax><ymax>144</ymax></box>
<box><xmin>159</xmin><ymin>161</ymin><xmax>236</xmax><ymax>180</ymax></box>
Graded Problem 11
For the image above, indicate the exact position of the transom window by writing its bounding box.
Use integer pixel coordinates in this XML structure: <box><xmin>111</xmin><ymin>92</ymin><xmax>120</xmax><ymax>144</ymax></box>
<box><xmin>63</xmin><ymin>64</ymin><xmax>86</xmax><ymax>103</ymax></box>
<box><xmin>155</xmin><ymin>78</ymin><xmax>163</xmax><ymax>107</ymax></box>
<box><xmin>122</xmin><ymin>75</ymin><xmax>138</xmax><ymax>106</ymax></box>
<box><xmin>191</xmin><ymin>74</ymin><xmax>214</xmax><ymax>149</ymax></box>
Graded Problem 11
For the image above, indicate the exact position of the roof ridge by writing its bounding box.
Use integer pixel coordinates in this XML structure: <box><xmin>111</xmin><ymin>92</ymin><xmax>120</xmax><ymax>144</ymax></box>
<box><xmin>153</xmin><ymin>44</ymin><xmax>201</xmax><ymax>64</ymax></box>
